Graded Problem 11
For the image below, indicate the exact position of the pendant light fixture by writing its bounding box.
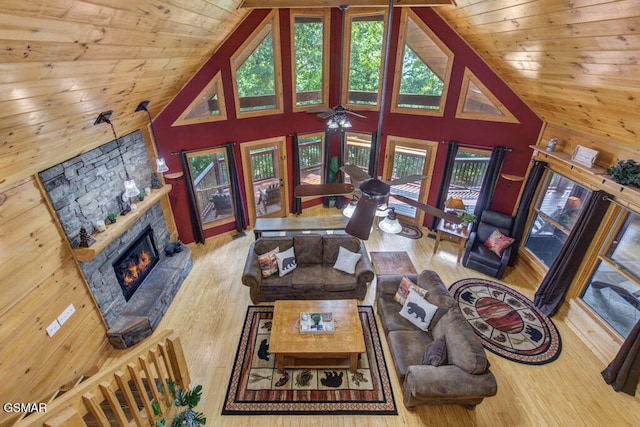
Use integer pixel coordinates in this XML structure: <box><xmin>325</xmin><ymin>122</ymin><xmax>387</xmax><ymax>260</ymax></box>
<box><xmin>135</xmin><ymin>100</ymin><xmax>170</xmax><ymax>174</ymax></box>
<box><xmin>94</xmin><ymin>110</ymin><xmax>140</xmax><ymax>203</ymax></box>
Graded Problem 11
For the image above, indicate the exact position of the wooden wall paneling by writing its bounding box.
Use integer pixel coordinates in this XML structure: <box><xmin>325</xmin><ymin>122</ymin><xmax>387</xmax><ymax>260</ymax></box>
<box><xmin>0</xmin><ymin>178</ymin><xmax>110</xmax><ymax>421</ymax></box>
<box><xmin>437</xmin><ymin>1</ymin><xmax>640</xmax><ymax>150</ymax></box>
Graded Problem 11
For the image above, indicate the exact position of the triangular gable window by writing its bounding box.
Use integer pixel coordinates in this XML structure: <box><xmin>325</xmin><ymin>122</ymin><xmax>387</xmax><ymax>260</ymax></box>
<box><xmin>231</xmin><ymin>11</ymin><xmax>283</xmax><ymax>118</ymax></box>
<box><xmin>391</xmin><ymin>9</ymin><xmax>453</xmax><ymax>116</ymax></box>
<box><xmin>173</xmin><ymin>72</ymin><xmax>226</xmax><ymax>126</ymax></box>
<box><xmin>456</xmin><ymin>68</ymin><xmax>519</xmax><ymax>123</ymax></box>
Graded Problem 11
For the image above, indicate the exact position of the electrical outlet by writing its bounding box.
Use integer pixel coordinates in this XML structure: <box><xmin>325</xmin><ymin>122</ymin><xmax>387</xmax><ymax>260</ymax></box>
<box><xmin>46</xmin><ymin>320</ymin><xmax>61</xmax><ymax>337</ymax></box>
<box><xmin>57</xmin><ymin>304</ymin><xmax>76</xmax><ymax>326</ymax></box>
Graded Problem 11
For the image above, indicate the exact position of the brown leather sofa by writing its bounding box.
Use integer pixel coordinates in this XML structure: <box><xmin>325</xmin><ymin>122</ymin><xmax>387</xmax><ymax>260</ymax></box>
<box><xmin>376</xmin><ymin>270</ymin><xmax>497</xmax><ymax>409</ymax></box>
<box><xmin>242</xmin><ymin>233</ymin><xmax>374</xmax><ymax>303</ymax></box>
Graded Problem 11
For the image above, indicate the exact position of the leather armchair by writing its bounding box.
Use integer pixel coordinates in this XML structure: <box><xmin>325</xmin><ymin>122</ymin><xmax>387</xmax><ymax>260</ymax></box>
<box><xmin>462</xmin><ymin>210</ymin><xmax>515</xmax><ymax>279</ymax></box>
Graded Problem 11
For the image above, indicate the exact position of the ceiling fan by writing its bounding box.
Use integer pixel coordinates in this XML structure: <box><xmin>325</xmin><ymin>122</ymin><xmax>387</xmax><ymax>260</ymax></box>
<box><xmin>294</xmin><ymin>164</ymin><xmax>462</xmax><ymax>240</ymax></box>
<box><xmin>307</xmin><ymin>105</ymin><xmax>365</xmax><ymax>129</ymax></box>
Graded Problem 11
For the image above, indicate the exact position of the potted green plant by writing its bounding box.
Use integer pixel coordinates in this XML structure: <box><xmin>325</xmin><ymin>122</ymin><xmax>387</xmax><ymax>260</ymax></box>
<box><xmin>457</xmin><ymin>211</ymin><xmax>477</xmax><ymax>227</ymax></box>
<box><xmin>106</xmin><ymin>212</ymin><xmax>117</xmax><ymax>224</ymax></box>
<box><xmin>605</xmin><ymin>159</ymin><xmax>640</xmax><ymax>188</ymax></box>
<box><xmin>137</xmin><ymin>192</ymin><xmax>146</xmax><ymax>202</ymax></box>
<box><xmin>153</xmin><ymin>382</ymin><xmax>206</xmax><ymax>426</ymax></box>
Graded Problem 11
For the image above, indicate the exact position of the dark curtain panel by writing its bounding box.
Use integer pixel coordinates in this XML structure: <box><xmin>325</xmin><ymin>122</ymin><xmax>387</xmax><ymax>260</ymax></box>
<box><xmin>335</xmin><ymin>129</ymin><xmax>346</xmax><ymax>209</ymax></box>
<box><xmin>225</xmin><ymin>141</ymin><xmax>248</xmax><ymax>232</ymax></box>
<box><xmin>322</xmin><ymin>129</ymin><xmax>333</xmax><ymax>207</ymax></box>
<box><xmin>473</xmin><ymin>146</ymin><xmax>508</xmax><ymax>221</ymax></box>
<box><xmin>368</xmin><ymin>131</ymin><xmax>380</xmax><ymax>179</ymax></box>
<box><xmin>533</xmin><ymin>190</ymin><xmax>611</xmax><ymax>316</ymax></box>
<box><xmin>179</xmin><ymin>150</ymin><xmax>205</xmax><ymax>244</ymax></box>
<box><xmin>602</xmin><ymin>319</ymin><xmax>640</xmax><ymax>396</ymax></box>
<box><xmin>291</xmin><ymin>133</ymin><xmax>302</xmax><ymax>215</ymax></box>
<box><xmin>508</xmin><ymin>160</ymin><xmax>547</xmax><ymax>265</ymax></box>
<box><xmin>429</xmin><ymin>141</ymin><xmax>459</xmax><ymax>230</ymax></box>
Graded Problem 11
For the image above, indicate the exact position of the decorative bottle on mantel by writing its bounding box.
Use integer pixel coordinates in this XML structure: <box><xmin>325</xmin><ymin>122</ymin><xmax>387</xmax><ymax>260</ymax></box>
<box><xmin>546</xmin><ymin>137</ymin><xmax>558</xmax><ymax>152</ymax></box>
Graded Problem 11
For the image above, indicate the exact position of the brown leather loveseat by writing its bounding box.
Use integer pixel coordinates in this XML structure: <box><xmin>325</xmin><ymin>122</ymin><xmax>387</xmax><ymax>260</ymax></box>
<box><xmin>242</xmin><ymin>233</ymin><xmax>374</xmax><ymax>303</ymax></box>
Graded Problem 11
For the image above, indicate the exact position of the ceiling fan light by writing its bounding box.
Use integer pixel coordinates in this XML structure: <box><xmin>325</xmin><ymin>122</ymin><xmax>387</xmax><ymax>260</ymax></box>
<box><xmin>342</xmin><ymin>117</ymin><xmax>352</xmax><ymax>128</ymax></box>
<box><xmin>343</xmin><ymin>199</ymin><xmax>357</xmax><ymax>218</ymax></box>
<box><xmin>379</xmin><ymin>209</ymin><xmax>402</xmax><ymax>234</ymax></box>
<box><xmin>327</xmin><ymin>118</ymin><xmax>338</xmax><ymax>129</ymax></box>
<box><xmin>375</xmin><ymin>202</ymin><xmax>388</xmax><ymax>216</ymax></box>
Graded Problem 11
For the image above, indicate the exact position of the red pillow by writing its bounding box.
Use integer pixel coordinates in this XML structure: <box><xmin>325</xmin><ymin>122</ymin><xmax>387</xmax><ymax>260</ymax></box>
<box><xmin>484</xmin><ymin>229</ymin><xmax>515</xmax><ymax>256</ymax></box>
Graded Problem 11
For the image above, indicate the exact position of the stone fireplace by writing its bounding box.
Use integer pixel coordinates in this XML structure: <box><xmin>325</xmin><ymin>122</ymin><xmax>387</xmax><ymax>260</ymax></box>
<box><xmin>38</xmin><ymin>130</ymin><xmax>191</xmax><ymax>348</ymax></box>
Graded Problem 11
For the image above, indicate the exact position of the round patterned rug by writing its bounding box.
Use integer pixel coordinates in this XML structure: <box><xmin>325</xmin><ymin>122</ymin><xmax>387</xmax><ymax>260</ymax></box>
<box><xmin>449</xmin><ymin>278</ymin><xmax>562</xmax><ymax>365</ymax></box>
<box><xmin>398</xmin><ymin>223</ymin><xmax>422</xmax><ymax>239</ymax></box>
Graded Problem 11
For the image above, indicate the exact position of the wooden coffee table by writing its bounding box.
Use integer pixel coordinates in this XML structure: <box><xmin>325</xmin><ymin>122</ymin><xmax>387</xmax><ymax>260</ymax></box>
<box><xmin>269</xmin><ymin>299</ymin><xmax>365</xmax><ymax>374</ymax></box>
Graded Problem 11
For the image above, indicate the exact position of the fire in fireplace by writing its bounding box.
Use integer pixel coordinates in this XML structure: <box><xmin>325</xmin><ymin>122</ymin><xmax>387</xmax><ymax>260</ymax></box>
<box><xmin>113</xmin><ymin>226</ymin><xmax>159</xmax><ymax>301</ymax></box>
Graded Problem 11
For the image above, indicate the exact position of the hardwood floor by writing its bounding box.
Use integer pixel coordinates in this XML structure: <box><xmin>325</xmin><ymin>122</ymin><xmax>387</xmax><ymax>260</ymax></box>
<box><xmin>117</xmin><ymin>206</ymin><xmax>639</xmax><ymax>426</ymax></box>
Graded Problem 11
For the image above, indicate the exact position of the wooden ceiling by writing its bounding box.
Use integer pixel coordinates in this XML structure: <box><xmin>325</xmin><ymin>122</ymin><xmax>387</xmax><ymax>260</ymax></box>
<box><xmin>1</xmin><ymin>0</ymin><xmax>638</xmax><ymax>188</ymax></box>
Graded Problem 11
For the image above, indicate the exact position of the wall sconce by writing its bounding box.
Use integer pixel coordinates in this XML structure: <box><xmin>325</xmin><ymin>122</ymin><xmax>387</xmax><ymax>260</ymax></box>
<box><xmin>155</xmin><ymin>158</ymin><xmax>169</xmax><ymax>173</ymax></box>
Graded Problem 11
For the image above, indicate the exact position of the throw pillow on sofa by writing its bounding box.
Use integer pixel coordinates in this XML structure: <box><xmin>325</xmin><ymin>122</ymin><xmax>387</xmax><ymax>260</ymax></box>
<box><xmin>258</xmin><ymin>247</ymin><xmax>279</xmax><ymax>278</ymax></box>
<box><xmin>333</xmin><ymin>246</ymin><xmax>362</xmax><ymax>274</ymax></box>
<box><xmin>394</xmin><ymin>276</ymin><xmax>427</xmax><ymax>305</ymax></box>
<box><xmin>399</xmin><ymin>288</ymin><xmax>438</xmax><ymax>332</ymax></box>
<box><xmin>275</xmin><ymin>247</ymin><xmax>297</xmax><ymax>277</ymax></box>
<box><xmin>421</xmin><ymin>336</ymin><xmax>447</xmax><ymax>366</ymax></box>
<box><xmin>484</xmin><ymin>228</ymin><xmax>515</xmax><ymax>256</ymax></box>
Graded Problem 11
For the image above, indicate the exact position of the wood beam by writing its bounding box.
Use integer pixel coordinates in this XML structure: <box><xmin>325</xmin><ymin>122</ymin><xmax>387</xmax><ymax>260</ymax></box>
<box><xmin>240</xmin><ymin>0</ymin><xmax>455</xmax><ymax>8</ymax></box>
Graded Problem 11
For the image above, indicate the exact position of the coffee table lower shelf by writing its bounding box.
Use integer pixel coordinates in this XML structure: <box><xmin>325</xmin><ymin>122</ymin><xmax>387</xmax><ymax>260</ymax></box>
<box><xmin>275</xmin><ymin>353</ymin><xmax>360</xmax><ymax>373</ymax></box>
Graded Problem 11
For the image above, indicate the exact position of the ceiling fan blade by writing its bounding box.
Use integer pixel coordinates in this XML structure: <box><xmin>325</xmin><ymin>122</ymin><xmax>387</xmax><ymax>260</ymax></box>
<box><xmin>391</xmin><ymin>194</ymin><xmax>462</xmax><ymax>224</ymax></box>
<box><xmin>307</xmin><ymin>107</ymin><xmax>333</xmax><ymax>114</ymax></box>
<box><xmin>345</xmin><ymin>110</ymin><xmax>366</xmax><ymax>119</ymax></box>
<box><xmin>387</xmin><ymin>174</ymin><xmax>429</xmax><ymax>186</ymax></box>
<box><xmin>345</xmin><ymin>195</ymin><xmax>378</xmax><ymax>240</ymax></box>
<box><xmin>294</xmin><ymin>183</ymin><xmax>354</xmax><ymax>198</ymax></box>
<box><xmin>317</xmin><ymin>111</ymin><xmax>336</xmax><ymax>119</ymax></box>
<box><xmin>340</xmin><ymin>165</ymin><xmax>372</xmax><ymax>183</ymax></box>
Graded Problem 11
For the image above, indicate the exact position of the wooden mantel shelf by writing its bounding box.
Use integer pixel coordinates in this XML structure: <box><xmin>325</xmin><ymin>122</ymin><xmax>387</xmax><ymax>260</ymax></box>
<box><xmin>74</xmin><ymin>184</ymin><xmax>172</xmax><ymax>262</ymax></box>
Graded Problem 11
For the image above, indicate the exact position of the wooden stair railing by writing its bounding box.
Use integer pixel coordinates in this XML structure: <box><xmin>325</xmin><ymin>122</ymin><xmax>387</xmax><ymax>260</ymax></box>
<box><xmin>17</xmin><ymin>330</ymin><xmax>190</xmax><ymax>427</ymax></box>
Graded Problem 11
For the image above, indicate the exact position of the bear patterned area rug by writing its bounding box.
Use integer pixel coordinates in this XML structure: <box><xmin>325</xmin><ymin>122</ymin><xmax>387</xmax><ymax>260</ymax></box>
<box><xmin>449</xmin><ymin>278</ymin><xmax>562</xmax><ymax>365</ymax></box>
<box><xmin>222</xmin><ymin>305</ymin><xmax>397</xmax><ymax>416</ymax></box>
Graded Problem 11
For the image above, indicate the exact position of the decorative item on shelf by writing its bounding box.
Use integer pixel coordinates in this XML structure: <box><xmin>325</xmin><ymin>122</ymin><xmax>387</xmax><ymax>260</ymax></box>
<box><xmin>457</xmin><ymin>211</ymin><xmax>477</xmax><ymax>227</ymax></box>
<box><xmin>605</xmin><ymin>159</ymin><xmax>640</xmax><ymax>188</ymax></box>
<box><xmin>571</xmin><ymin>145</ymin><xmax>599</xmax><ymax>168</ymax></box>
<box><xmin>79</xmin><ymin>227</ymin><xmax>96</xmax><ymax>248</ymax></box>
<box><xmin>137</xmin><ymin>192</ymin><xmax>145</xmax><ymax>202</ymax></box>
<box><xmin>106</xmin><ymin>212</ymin><xmax>117</xmax><ymax>224</ymax></box>
<box><xmin>165</xmin><ymin>240</ymin><xmax>183</xmax><ymax>257</ymax></box>
<box><xmin>546</xmin><ymin>137</ymin><xmax>558</xmax><ymax>152</ymax></box>
<box><xmin>144</xmin><ymin>187</ymin><xmax>152</xmax><ymax>196</ymax></box>
<box><xmin>150</xmin><ymin>172</ymin><xmax>163</xmax><ymax>189</ymax></box>
<box><xmin>95</xmin><ymin>220</ymin><xmax>106</xmax><ymax>233</ymax></box>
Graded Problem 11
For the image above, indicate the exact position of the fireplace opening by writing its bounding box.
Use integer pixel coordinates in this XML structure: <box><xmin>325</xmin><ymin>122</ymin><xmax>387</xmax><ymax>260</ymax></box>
<box><xmin>113</xmin><ymin>226</ymin><xmax>159</xmax><ymax>301</ymax></box>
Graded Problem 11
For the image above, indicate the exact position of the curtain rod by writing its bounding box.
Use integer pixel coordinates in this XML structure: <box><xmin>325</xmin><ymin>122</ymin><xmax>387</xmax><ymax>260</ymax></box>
<box><xmin>441</xmin><ymin>140</ymin><xmax>512</xmax><ymax>152</ymax></box>
<box><xmin>170</xmin><ymin>142</ymin><xmax>236</xmax><ymax>156</ymax></box>
<box><xmin>603</xmin><ymin>196</ymin><xmax>640</xmax><ymax>214</ymax></box>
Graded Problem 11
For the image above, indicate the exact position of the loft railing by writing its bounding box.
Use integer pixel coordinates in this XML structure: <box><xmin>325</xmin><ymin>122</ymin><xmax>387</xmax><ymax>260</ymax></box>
<box><xmin>17</xmin><ymin>330</ymin><xmax>190</xmax><ymax>427</ymax></box>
